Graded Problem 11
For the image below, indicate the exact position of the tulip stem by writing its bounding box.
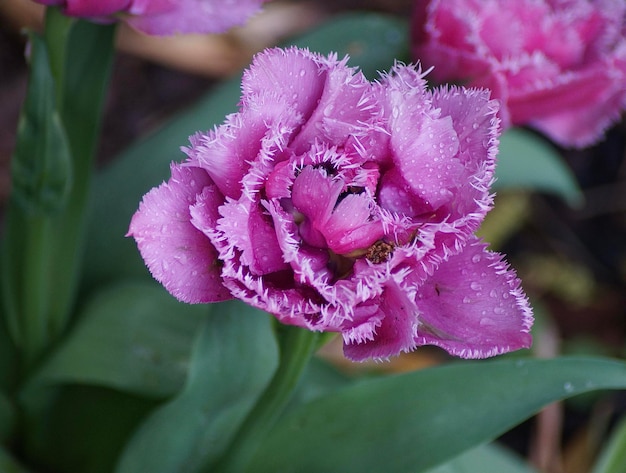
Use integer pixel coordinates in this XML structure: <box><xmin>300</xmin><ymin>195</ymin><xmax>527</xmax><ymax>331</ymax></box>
<box><xmin>209</xmin><ymin>324</ymin><xmax>320</xmax><ymax>473</ymax></box>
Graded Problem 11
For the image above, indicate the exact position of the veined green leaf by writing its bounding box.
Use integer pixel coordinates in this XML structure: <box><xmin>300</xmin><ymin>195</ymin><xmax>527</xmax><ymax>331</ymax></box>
<box><xmin>22</xmin><ymin>281</ymin><xmax>207</xmax><ymax>399</ymax></box>
<box><xmin>250</xmin><ymin>357</ymin><xmax>626</xmax><ymax>473</ymax></box>
<box><xmin>115</xmin><ymin>300</ymin><xmax>279</xmax><ymax>473</ymax></box>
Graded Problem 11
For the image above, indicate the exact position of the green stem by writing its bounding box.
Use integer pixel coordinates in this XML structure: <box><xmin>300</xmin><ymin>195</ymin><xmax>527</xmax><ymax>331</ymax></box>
<box><xmin>210</xmin><ymin>325</ymin><xmax>320</xmax><ymax>473</ymax></box>
<box><xmin>0</xmin><ymin>10</ymin><xmax>115</xmax><ymax>373</ymax></box>
<box><xmin>43</xmin><ymin>7</ymin><xmax>73</xmax><ymax>110</ymax></box>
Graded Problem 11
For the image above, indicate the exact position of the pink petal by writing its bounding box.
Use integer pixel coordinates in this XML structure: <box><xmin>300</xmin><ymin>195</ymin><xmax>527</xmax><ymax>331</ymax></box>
<box><xmin>242</xmin><ymin>47</ymin><xmax>327</xmax><ymax>123</ymax></box>
<box><xmin>413</xmin><ymin>238</ymin><xmax>533</xmax><ymax>358</ymax></box>
<box><xmin>210</xmin><ymin>198</ymin><xmax>289</xmax><ymax>276</ymax></box>
<box><xmin>53</xmin><ymin>0</ymin><xmax>131</xmax><ymax>16</ymax></box>
<box><xmin>290</xmin><ymin>62</ymin><xmax>376</xmax><ymax>154</ymax></box>
<box><xmin>343</xmin><ymin>282</ymin><xmax>419</xmax><ymax>361</ymax></box>
<box><xmin>291</xmin><ymin>166</ymin><xmax>343</xmax><ymax>248</ymax></box>
<box><xmin>126</xmin><ymin>0</ymin><xmax>267</xmax><ymax>35</ymax></box>
<box><xmin>325</xmin><ymin>194</ymin><xmax>385</xmax><ymax>255</ymax></box>
<box><xmin>185</xmin><ymin>92</ymin><xmax>300</xmax><ymax>199</ymax></box>
<box><xmin>511</xmin><ymin>63</ymin><xmax>626</xmax><ymax>147</ymax></box>
<box><xmin>128</xmin><ymin>164</ymin><xmax>230</xmax><ymax>303</ymax></box>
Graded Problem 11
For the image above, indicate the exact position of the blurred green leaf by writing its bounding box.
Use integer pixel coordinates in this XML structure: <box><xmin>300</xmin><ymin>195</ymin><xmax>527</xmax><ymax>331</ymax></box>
<box><xmin>289</xmin><ymin>13</ymin><xmax>409</xmax><ymax>78</ymax></box>
<box><xmin>0</xmin><ymin>390</ymin><xmax>15</xmax><ymax>443</ymax></box>
<box><xmin>1</xmin><ymin>19</ymin><xmax>115</xmax><ymax>367</ymax></box>
<box><xmin>592</xmin><ymin>415</ymin><xmax>626</xmax><ymax>473</ymax></box>
<box><xmin>495</xmin><ymin>128</ymin><xmax>583</xmax><ymax>206</ymax></box>
<box><xmin>424</xmin><ymin>443</ymin><xmax>538</xmax><ymax>473</ymax></box>
<box><xmin>10</xmin><ymin>32</ymin><xmax>72</xmax><ymax>213</ymax></box>
<box><xmin>21</xmin><ymin>385</ymin><xmax>159</xmax><ymax>473</ymax></box>
<box><xmin>0</xmin><ymin>444</ymin><xmax>30</xmax><ymax>473</ymax></box>
<box><xmin>250</xmin><ymin>357</ymin><xmax>626</xmax><ymax>473</ymax></box>
<box><xmin>82</xmin><ymin>12</ymin><xmax>409</xmax><ymax>292</ymax></box>
<box><xmin>24</xmin><ymin>281</ymin><xmax>207</xmax><ymax>399</ymax></box>
<box><xmin>290</xmin><ymin>357</ymin><xmax>353</xmax><ymax>407</ymax></box>
<box><xmin>115</xmin><ymin>300</ymin><xmax>279</xmax><ymax>473</ymax></box>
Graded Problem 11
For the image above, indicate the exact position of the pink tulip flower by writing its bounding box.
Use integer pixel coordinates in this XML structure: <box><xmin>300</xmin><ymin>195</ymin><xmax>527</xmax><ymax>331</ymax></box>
<box><xmin>412</xmin><ymin>0</ymin><xmax>626</xmax><ymax>148</ymax></box>
<box><xmin>34</xmin><ymin>0</ymin><xmax>267</xmax><ymax>35</ymax></box>
<box><xmin>128</xmin><ymin>47</ymin><xmax>533</xmax><ymax>360</ymax></box>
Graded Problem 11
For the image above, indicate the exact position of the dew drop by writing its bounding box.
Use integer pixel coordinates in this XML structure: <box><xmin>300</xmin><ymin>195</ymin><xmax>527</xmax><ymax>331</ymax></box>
<box><xmin>471</xmin><ymin>253</ymin><xmax>481</xmax><ymax>263</ymax></box>
<box><xmin>462</xmin><ymin>296</ymin><xmax>471</xmax><ymax>304</ymax></box>
<box><xmin>493</xmin><ymin>307</ymin><xmax>505</xmax><ymax>315</ymax></box>
<box><xmin>489</xmin><ymin>289</ymin><xmax>498</xmax><ymax>298</ymax></box>
<box><xmin>299</xmin><ymin>69</ymin><xmax>306</xmax><ymax>77</ymax></box>
<box><xmin>564</xmin><ymin>382</ymin><xmax>574</xmax><ymax>393</ymax></box>
<box><xmin>470</xmin><ymin>281</ymin><xmax>482</xmax><ymax>291</ymax></box>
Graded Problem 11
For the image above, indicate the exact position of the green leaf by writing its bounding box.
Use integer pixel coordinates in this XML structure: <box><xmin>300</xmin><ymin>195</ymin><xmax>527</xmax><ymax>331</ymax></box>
<box><xmin>592</xmin><ymin>415</ymin><xmax>626</xmax><ymax>473</ymax></box>
<box><xmin>23</xmin><ymin>281</ymin><xmax>207</xmax><ymax>399</ymax></box>
<box><xmin>10</xmin><ymin>32</ymin><xmax>72</xmax><ymax>213</ymax></box>
<box><xmin>424</xmin><ymin>443</ymin><xmax>538</xmax><ymax>473</ymax></box>
<box><xmin>0</xmin><ymin>390</ymin><xmax>16</xmax><ymax>443</ymax></box>
<box><xmin>82</xmin><ymin>12</ymin><xmax>409</xmax><ymax>292</ymax></box>
<box><xmin>289</xmin><ymin>13</ymin><xmax>409</xmax><ymax>79</ymax></box>
<box><xmin>0</xmin><ymin>444</ymin><xmax>30</xmax><ymax>473</ymax></box>
<box><xmin>20</xmin><ymin>385</ymin><xmax>159</xmax><ymax>473</ymax></box>
<box><xmin>0</xmin><ymin>19</ymin><xmax>116</xmax><ymax>368</ymax></box>
<box><xmin>250</xmin><ymin>357</ymin><xmax>626</xmax><ymax>473</ymax></box>
<box><xmin>495</xmin><ymin>128</ymin><xmax>583</xmax><ymax>206</ymax></box>
<box><xmin>115</xmin><ymin>300</ymin><xmax>279</xmax><ymax>473</ymax></box>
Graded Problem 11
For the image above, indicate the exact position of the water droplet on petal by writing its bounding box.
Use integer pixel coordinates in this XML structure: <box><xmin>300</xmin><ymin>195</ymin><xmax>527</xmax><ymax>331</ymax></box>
<box><xmin>471</xmin><ymin>254</ymin><xmax>481</xmax><ymax>263</ymax></box>
<box><xmin>470</xmin><ymin>281</ymin><xmax>482</xmax><ymax>291</ymax></box>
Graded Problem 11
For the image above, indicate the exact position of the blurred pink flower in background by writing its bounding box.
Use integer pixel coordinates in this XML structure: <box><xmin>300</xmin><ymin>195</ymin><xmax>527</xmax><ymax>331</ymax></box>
<box><xmin>34</xmin><ymin>0</ymin><xmax>268</xmax><ymax>35</ymax></box>
<box><xmin>128</xmin><ymin>47</ymin><xmax>533</xmax><ymax>361</ymax></box>
<box><xmin>412</xmin><ymin>0</ymin><xmax>626</xmax><ymax>148</ymax></box>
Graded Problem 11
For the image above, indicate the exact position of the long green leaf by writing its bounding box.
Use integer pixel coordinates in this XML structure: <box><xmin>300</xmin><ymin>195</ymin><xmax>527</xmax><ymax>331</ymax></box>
<box><xmin>0</xmin><ymin>31</ymin><xmax>73</xmax><ymax>361</ymax></box>
<box><xmin>424</xmin><ymin>443</ymin><xmax>538</xmax><ymax>473</ymax></box>
<box><xmin>495</xmin><ymin>128</ymin><xmax>583</xmax><ymax>206</ymax></box>
<box><xmin>9</xmin><ymin>31</ymin><xmax>72</xmax><ymax>213</ymax></box>
<box><xmin>23</xmin><ymin>281</ymin><xmax>207</xmax><ymax>399</ymax></box>
<box><xmin>250</xmin><ymin>357</ymin><xmax>626</xmax><ymax>473</ymax></box>
<box><xmin>115</xmin><ymin>301</ymin><xmax>279</xmax><ymax>473</ymax></box>
<box><xmin>0</xmin><ymin>18</ymin><xmax>115</xmax><ymax>368</ymax></box>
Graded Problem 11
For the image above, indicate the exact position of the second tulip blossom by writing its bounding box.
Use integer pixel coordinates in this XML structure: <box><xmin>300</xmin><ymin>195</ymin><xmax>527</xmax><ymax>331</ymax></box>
<box><xmin>34</xmin><ymin>0</ymin><xmax>268</xmax><ymax>35</ymax></box>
